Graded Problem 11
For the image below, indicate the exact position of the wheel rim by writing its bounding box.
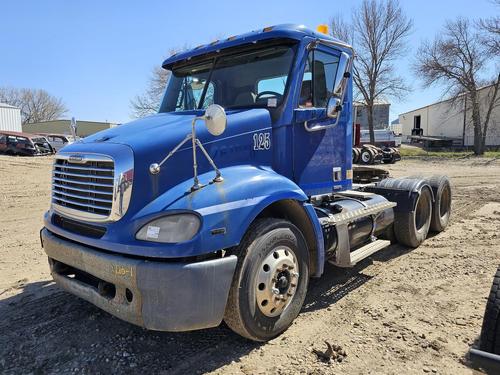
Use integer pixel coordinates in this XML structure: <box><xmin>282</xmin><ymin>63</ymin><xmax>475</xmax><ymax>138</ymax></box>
<box><xmin>440</xmin><ymin>185</ymin><xmax>451</xmax><ymax>219</ymax></box>
<box><xmin>361</xmin><ymin>152</ymin><xmax>370</xmax><ymax>163</ymax></box>
<box><xmin>415</xmin><ymin>190</ymin><xmax>431</xmax><ymax>231</ymax></box>
<box><xmin>255</xmin><ymin>247</ymin><xmax>299</xmax><ymax>317</ymax></box>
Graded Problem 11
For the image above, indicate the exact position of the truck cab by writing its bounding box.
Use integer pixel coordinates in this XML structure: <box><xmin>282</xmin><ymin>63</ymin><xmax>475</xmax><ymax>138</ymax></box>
<box><xmin>41</xmin><ymin>24</ymin><xmax>452</xmax><ymax>341</ymax></box>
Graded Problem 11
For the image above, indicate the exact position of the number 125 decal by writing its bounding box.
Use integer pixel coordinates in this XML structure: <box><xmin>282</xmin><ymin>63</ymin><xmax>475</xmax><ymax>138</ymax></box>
<box><xmin>253</xmin><ymin>132</ymin><xmax>271</xmax><ymax>150</ymax></box>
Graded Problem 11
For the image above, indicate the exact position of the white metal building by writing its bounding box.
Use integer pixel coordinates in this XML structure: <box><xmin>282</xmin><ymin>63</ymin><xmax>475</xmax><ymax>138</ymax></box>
<box><xmin>0</xmin><ymin>103</ymin><xmax>22</xmax><ymax>132</ymax></box>
<box><xmin>398</xmin><ymin>84</ymin><xmax>500</xmax><ymax>146</ymax></box>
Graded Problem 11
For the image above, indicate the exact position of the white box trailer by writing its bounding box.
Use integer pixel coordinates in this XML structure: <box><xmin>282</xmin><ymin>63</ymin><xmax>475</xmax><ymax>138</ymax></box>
<box><xmin>0</xmin><ymin>103</ymin><xmax>22</xmax><ymax>132</ymax></box>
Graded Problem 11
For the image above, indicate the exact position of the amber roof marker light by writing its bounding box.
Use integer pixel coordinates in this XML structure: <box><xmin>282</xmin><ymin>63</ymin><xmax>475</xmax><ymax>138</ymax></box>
<box><xmin>316</xmin><ymin>24</ymin><xmax>329</xmax><ymax>34</ymax></box>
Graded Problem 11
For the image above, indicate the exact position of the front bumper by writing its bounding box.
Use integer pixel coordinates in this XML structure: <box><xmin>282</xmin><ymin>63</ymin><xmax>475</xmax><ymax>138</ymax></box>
<box><xmin>41</xmin><ymin>228</ymin><xmax>237</xmax><ymax>332</ymax></box>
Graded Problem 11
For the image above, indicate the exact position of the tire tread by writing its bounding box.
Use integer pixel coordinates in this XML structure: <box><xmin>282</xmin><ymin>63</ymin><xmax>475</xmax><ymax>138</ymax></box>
<box><xmin>480</xmin><ymin>266</ymin><xmax>500</xmax><ymax>354</ymax></box>
<box><xmin>224</xmin><ymin>218</ymin><xmax>307</xmax><ymax>341</ymax></box>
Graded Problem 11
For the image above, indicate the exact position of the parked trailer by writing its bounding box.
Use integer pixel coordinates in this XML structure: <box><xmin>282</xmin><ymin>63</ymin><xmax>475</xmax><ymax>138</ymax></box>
<box><xmin>40</xmin><ymin>24</ymin><xmax>452</xmax><ymax>342</ymax></box>
<box><xmin>352</xmin><ymin>124</ymin><xmax>401</xmax><ymax>165</ymax></box>
<box><xmin>353</xmin><ymin>144</ymin><xmax>401</xmax><ymax>165</ymax></box>
<box><xmin>360</xmin><ymin>128</ymin><xmax>401</xmax><ymax>147</ymax></box>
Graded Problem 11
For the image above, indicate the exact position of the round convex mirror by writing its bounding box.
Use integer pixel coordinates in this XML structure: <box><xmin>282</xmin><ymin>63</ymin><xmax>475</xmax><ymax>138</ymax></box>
<box><xmin>204</xmin><ymin>104</ymin><xmax>227</xmax><ymax>136</ymax></box>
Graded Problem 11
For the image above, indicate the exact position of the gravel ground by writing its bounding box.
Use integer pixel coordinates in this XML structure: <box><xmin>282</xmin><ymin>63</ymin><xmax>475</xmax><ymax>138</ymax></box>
<box><xmin>0</xmin><ymin>155</ymin><xmax>499</xmax><ymax>374</ymax></box>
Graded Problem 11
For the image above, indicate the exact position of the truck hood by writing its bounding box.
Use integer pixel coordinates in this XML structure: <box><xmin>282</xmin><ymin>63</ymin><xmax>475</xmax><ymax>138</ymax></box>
<box><xmin>62</xmin><ymin>109</ymin><xmax>273</xmax><ymax>219</ymax></box>
<box><xmin>80</xmin><ymin>109</ymin><xmax>269</xmax><ymax>153</ymax></box>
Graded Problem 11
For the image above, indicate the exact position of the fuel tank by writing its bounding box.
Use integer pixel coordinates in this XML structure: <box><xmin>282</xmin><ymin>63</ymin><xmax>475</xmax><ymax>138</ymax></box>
<box><xmin>314</xmin><ymin>193</ymin><xmax>394</xmax><ymax>257</ymax></box>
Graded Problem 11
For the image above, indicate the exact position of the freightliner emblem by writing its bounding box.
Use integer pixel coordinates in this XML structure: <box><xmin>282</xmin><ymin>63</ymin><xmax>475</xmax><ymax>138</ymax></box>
<box><xmin>68</xmin><ymin>155</ymin><xmax>85</xmax><ymax>163</ymax></box>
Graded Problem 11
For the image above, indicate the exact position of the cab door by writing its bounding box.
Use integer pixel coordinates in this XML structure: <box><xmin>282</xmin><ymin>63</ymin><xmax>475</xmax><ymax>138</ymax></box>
<box><xmin>292</xmin><ymin>46</ymin><xmax>352</xmax><ymax>196</ymax></box>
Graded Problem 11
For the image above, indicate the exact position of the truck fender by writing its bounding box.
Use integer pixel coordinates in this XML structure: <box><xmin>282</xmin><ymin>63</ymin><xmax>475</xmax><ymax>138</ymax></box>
<box><xmin>133</xmin><ymin>165</ymin><xmax>325</xmax><ymax>276</ymax></box>
<box><xmin>366</xmin><ymin>177</ymin><xmax>435</xmax><ymax>212</ymax></box>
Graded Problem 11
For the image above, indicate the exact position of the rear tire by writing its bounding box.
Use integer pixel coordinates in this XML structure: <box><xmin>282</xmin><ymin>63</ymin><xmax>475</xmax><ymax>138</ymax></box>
<box><xmin>360</xmin><ymin>148</ymin><xmax>374</xmax><ymax>165</ymax></box>
<box><xmin>224</xmin><ymin>218</ymin><xmax>309</xmax><ymax>342</ymax></box>
<box><xmin>479</xmin><ymin>266</ymin><xmax>500</xmax><ymax>354</ymax></box>
<box><xmin>352</xmin><ymin>148</ymin><xmax>360</xmax><ymax>164</ymax></box>
<box><xmin>427</xmin><ymin>175</ymin><xmax>452</xmax><ymax>232</ymax></box>
<box><xmin>394</xmin><ymin>186</ymin><xmax>433</xmax><ymax>248</ymax></box>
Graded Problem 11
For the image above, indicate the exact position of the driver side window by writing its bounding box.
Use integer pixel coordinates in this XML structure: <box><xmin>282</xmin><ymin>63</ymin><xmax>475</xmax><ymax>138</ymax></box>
<box><xmin>299</xmin><ymin>50</ymin><xmax>340</xmax><ymax>108</ymax></box>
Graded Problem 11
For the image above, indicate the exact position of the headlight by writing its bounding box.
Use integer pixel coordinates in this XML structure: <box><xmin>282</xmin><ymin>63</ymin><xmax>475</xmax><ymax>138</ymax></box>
<box><xmin>136</xmin><ymin>214</ymin><xmax>201</xmax><ymax>243</ymax></box>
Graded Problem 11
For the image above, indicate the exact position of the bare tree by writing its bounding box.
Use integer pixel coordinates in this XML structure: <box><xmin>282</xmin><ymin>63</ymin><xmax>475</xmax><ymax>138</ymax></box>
<box><xmin>130</xmin><ymin>47</ymin><xmax>189</xmax><ymax>118</ymax></box>
<box><xmin>130</xmin><ymin>66</ymin><xmax>170</xmax><ymax>118</ymax></box>
<box><xmin>477</xmin><ymin>0</ymin><xmax>500</xmax><ymax>55</ymax></box>
<box><xmin>0</xmin><ymin>87</ymin><xmax>67</xmax><ymax>125</ymax></box>
<box><xmin>330</xmin><ymin>0</ymin><xmax>413</xmax><ymax>143</ymax></box>
<box><xmin>415</xmin><ymin>18</ymin><xmax>500</xmax><ymax>155</ymax></box>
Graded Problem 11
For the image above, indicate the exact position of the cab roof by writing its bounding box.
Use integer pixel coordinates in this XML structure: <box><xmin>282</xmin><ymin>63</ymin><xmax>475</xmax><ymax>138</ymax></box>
<box><xmin>162</xmin><ymin>24</ymin><xmax>349</xmax><ymax>69</ymax></box>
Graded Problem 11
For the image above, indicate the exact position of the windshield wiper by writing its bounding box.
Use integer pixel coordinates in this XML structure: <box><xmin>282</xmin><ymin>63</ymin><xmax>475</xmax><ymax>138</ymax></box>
<box><xmin>197</xmin><ymin>58</ymin><xmax>216</xmax><ymax>110</ymax></box>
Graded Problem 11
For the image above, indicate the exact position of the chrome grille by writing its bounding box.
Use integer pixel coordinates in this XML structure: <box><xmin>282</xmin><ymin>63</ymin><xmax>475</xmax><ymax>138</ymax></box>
<box><xmin>52</xmin><ymin>155</ymin><xmax>115</xmax><ymax>219</ymax></box>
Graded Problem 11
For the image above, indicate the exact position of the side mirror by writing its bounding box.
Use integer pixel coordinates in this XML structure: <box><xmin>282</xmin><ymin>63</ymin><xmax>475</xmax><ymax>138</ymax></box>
<box><xmin>333</xmin><ymin>52</ymin><xmax>351</xmax><ymax>98</ymax></box>
<box><xmin>327</xmin><ymin>51</ymin><xmax>352</xmax><ymax>119</ymax></box>
<box><xmin>327</xmin><ymin>97</ymin><xmax>342</xmax><ymax>119</ymax></box>
<box><xmin>203</xmin><ymin>104</ymin><xmax>227</xmax><ymax>136</ymax></box>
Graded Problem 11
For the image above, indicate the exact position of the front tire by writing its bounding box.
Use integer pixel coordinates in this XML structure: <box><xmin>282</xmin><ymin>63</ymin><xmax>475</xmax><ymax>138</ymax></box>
<box><xmin>224</xmin><ymin>218</ymin><xmax>309</xmax><ymax>342</ymax></box>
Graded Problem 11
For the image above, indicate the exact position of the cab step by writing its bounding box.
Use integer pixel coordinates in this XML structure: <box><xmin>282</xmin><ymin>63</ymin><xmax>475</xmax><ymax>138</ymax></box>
<box><xmin>349</xmin><ymin>239</ymin><xmax>391</xmax><ymax>266</ymax></box>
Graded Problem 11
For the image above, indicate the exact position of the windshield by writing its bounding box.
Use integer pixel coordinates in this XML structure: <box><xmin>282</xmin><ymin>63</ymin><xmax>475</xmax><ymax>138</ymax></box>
<box><xmin>159</xmin><ymin>44</ymin><xmax>296</xmax><ymax>112</ymax></box>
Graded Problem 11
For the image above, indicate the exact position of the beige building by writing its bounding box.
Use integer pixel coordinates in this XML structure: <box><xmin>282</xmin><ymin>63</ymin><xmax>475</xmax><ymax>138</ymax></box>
<box><xmin>398</xmin><ymin>84</ymin><xmax>500</xmax><ymax>146</ymax></box>
<box><xmin>23</xmin><ymin>119</ymin><xmax>116</xmax><ymax>137</ymax></box>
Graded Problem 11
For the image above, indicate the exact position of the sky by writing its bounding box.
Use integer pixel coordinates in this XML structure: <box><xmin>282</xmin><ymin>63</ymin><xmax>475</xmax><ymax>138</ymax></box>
<box><xmin>1</xmin><ymin>0</ymin><xmax>498</xmax><ymax>124</ymax></box>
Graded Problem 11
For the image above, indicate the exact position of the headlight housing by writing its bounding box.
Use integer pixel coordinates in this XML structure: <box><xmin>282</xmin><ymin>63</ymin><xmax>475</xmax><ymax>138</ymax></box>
<box><xmin>136</xmin><ymin>214</ymin><xmax>201</xmax><ymax>243</ymax></box>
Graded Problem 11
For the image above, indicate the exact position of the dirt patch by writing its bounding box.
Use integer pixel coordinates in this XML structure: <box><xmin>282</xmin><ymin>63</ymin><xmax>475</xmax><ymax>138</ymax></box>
<box><xmin>1</xmin><ymin>155</ymin><xmax>499</xmax><ymax>374</ymax></box>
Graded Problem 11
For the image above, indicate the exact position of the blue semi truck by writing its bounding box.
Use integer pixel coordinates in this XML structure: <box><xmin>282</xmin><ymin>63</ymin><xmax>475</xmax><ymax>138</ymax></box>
<box><xmin>40</xmin><ymin>24</ymin><xmax>452</xmax><ymax>341</ymax></box>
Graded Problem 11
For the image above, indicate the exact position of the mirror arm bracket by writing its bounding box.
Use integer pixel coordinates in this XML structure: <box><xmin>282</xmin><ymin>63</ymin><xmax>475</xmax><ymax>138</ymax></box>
<box><xmin>307</xmin><ymin>40</ymin><xmax>319</xmax><ymax>51</ymax></box>
<box><xmin>149</xmin><ymin>132</ymin><xmax>193</xmax><ymax>175</ymax></box>
<box><xmin>195</xmin><ymin>138</ymin><xmax>223</xmax><ymax>182</ymax></box>
<box><xmin>149</xmin><ymin>113</ymin><xmax>224</xmax><ymax>190</ymax></box>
